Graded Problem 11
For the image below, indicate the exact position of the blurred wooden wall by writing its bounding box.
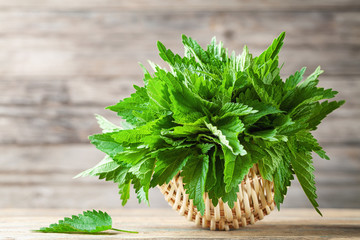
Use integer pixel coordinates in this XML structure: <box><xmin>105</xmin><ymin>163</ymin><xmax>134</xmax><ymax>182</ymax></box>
<box><xmin>1</xmin><ymin>0</ymin><xmax>359</xmax><ymax>209</ymax></box>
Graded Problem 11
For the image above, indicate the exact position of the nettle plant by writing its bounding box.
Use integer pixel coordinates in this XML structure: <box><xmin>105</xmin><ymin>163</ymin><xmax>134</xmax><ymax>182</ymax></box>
<box><xmin>78</xmin><ymin>32</ymin><xmax>344</xmax><ymax>215</ymax></box>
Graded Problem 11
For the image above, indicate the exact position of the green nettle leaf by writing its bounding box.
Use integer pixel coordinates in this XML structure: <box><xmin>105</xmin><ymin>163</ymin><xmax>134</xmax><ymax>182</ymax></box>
<box><xmin>224</xmin><ymin>151</ymin><xmax>254</xmax><ymax>193</ymax></box>
<box><xmin>75</xmin><ymin>155</ymin><xmax>119</xmax><ymax>179</ymax></box>
<box><xmin>218</xmin><ymin>102</ymin><xmax>258</xmax><ymax>119</ymax></box>
<box><xmin>273</xmin><ymin>156</ymin><xmax>294</xmax><ymax>209</ymax></box>
<box><xmin>89</xmin><ymin>133</ymin><xmax>123</xmax><ymax>158</ymax></box>
<box><xmin>75</xmin><ymin>156</ymin><xmax>132</xmax><ymax>205</ymax></box>
<box><xmin>150</xmin><ymin>147</ymin><xmax>192</xmax><ymax>187</ymax></box>
<box><xmin>239</xmin><ymin>45</ymin><xmax>252</xmax><ymax>72</ymax></box>
<box><xmin>181</xmin><ymin>154</ymin><xmax>209</xmax><ymax>215</ymax></box>
<box><xmin>290</xmin><ymin>148</ymin><xmax>322</xmax><ymax>215</ymax></box>
<box><xmin>129</xmin><ymin>157</ymin><xmax>156</xmax><ymax>202</ymax></box>
<box><xmin>205</xmin><ymin>145</ymin><xmax>218</xmax><ymax>191</ymax></box>
<box><xmin>81</xmin><ymin>32</ymin><xmax>344</xmax><ymax>216</ymax></box>
<box><xmin>35</xmin><ymin>210</ymin><xmax>137</xmax><ymax>234</ymax></box>
<box><xmin>95</xmin><ymin>114</ymin><xmax>122</xmax><ymax>133</ymax></box>
<box><xmin>147</xmin><ymin>77</ymin><xmax>171</xmax><ymax>110</ymax></box>
<box><xmin>217</xmin><ymin>117</ymin><xmax>246</xmax><ymax>156</ymax></box>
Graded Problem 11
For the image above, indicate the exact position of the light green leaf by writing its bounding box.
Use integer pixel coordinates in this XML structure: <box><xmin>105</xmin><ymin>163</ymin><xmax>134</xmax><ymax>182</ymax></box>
<box><xmin>298</xmin><ymin>66</ymin><xmax>324</xmax><ymax>89</ymax></box>
<box><xmin>74</xmin><ymin>155</ymin><xmax>133</xmax><ymax>206</ymax></box>
<box><xmin>74</xmin><ymin>155</ymin><xmax>119</xmax><ymax>178</ymax></box>
<box><xmin>129</xmin><ymin>157</ymin><xmax>156</xmax><ymax>202</ymax></box>
<box><xmin>95</xmin><ymin>114</ymin><xmax>122</xmax><ymax>133</ymax></box>
<box><xmin>218</xmin><ymin>102</ymin><xmax>257</xmax><ymax>119</ymax></box>
<box><xmin>205</xmin><ymin>117</ymin><xmax>246</xmax><ymax>156</ymax></box>
<box><xmin>157</xmin><ymin>41</ymin><xmax>176</xmax><ymax>66</ymax></box>
<box><xmin>89</xmin><ymin>133</ymin><xmax>123</xmax><ymax>158</ymax></box>
<box><xmin>240</xmin><ymin>45</ymin><xmax>252</xmax><ymax>71</ymax></box>
<box><xmin>217</xmin><ymin>117</ymin><xmax>247</xmax><ymax>156</ymax></box>
<box><xmin>284</xmin><ymin>67</ymin><xmax>306</xmax><ymax>91</ymax></box>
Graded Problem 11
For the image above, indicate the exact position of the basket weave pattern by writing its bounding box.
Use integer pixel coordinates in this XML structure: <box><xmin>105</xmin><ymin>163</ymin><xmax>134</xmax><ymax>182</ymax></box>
<box><xmin>159</xmin><ymin>164</ymin><xmax>275</xmax><ymax>230</ymax></box>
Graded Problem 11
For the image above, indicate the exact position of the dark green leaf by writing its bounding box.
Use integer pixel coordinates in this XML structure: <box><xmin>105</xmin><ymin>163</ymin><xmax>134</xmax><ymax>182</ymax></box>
<box><xmin>150</xmin><ymin>147</ymin><xmax>192</xmax><ymax>187</ymax></box>
<box><xmin>181</xmin><ymin>154</ymin><xmax>209</xmax><ymax>215</ymax></box>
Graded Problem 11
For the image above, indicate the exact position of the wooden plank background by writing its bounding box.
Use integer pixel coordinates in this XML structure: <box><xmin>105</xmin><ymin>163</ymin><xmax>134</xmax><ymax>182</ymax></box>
<box><xmin>0</xmin><ymin>0</ymin><xmax>359</xmax><ymax>210</ymax></box>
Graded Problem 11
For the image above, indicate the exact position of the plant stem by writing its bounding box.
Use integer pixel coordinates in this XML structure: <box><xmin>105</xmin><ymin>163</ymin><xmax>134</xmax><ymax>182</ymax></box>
<box><xmin>111</xmin><ymin>228</ymin><xmax>138</xmax><ymax>234</ymax></box>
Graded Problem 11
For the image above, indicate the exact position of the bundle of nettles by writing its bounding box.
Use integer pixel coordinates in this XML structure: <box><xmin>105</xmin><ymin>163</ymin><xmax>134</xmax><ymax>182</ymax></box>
<box><xmin>78</xmin><ymin>32</ymin><xmax>344</xmax><ymax>215</ymax></box>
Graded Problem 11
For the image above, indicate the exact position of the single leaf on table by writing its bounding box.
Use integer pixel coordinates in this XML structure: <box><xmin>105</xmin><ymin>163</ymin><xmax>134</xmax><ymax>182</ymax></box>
<box><xmin>34</xmin><ymin>210</ymin><xmax>138</xmax><ymax>234</ymax></box>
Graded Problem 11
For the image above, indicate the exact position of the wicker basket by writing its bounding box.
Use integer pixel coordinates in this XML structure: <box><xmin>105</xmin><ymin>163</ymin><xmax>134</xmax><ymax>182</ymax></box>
<box><xmin>159</xmin><ymin>164</ymin><xmax>275</xmax><ymax>231</ymax></box>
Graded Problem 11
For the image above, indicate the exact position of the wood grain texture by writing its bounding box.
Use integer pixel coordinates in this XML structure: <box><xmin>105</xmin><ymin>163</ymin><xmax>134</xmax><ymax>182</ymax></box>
<box><xmin>0</xmin><ymin>11</ymin><xmax>359</xmax><ymax>76</ymax></box>
<box><xmin>0</xmin><ymin>0</ymin><xmax>359</xmax><ymax>11</ymax></box>
<box><xmin>0</xmin><ymin>0</ymin><xmax>359</xmax><ymax>209</ymax></box>
<box><xmin>0</xmin><ymin>208</ymin><xmax>360</xmax><ymax>239</ymax></box>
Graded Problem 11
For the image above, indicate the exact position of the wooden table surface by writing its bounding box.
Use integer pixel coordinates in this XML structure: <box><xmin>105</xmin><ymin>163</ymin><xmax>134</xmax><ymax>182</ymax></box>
<box><xmin>1</xmin><ymin>208</ymin><xmax>359</xmax><ymax>239</ymax></box>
